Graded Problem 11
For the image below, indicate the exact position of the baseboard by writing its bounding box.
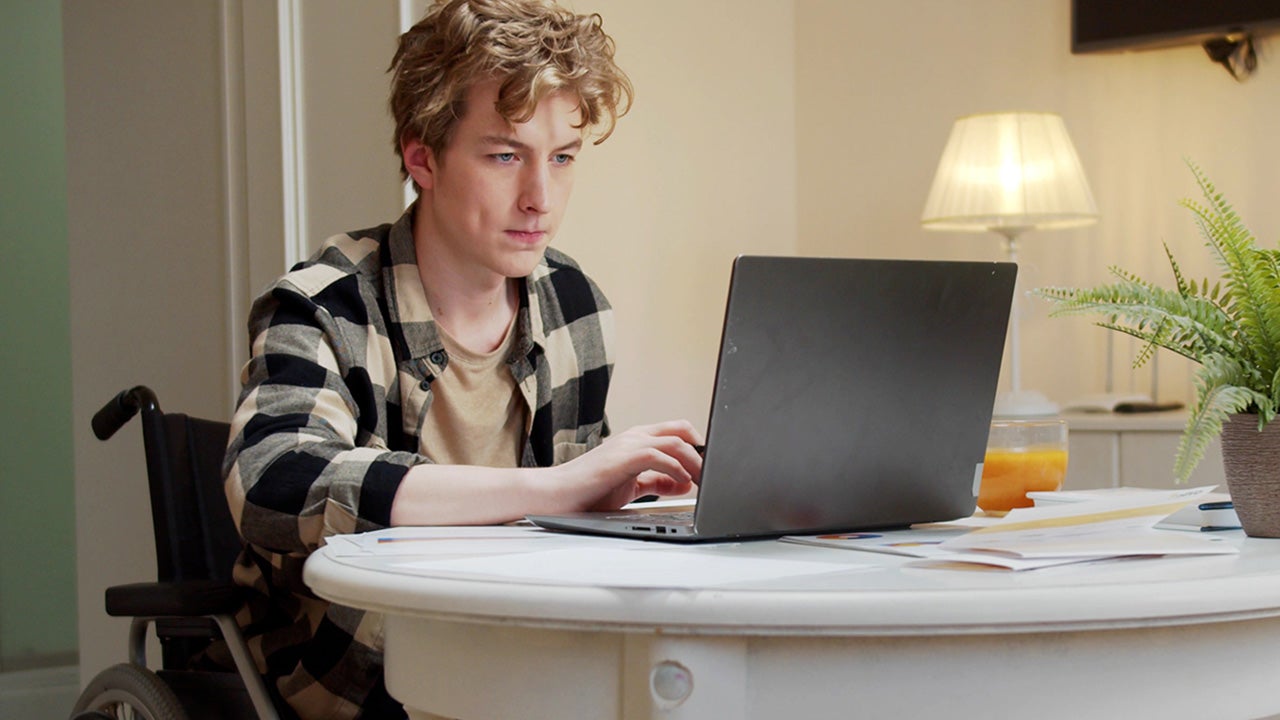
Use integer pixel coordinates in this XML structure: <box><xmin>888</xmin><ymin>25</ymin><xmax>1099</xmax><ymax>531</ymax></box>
<box><xmin>0</xmin><ymin>665</ymin><xmax>80</xmax><ymax>720</ymax></box>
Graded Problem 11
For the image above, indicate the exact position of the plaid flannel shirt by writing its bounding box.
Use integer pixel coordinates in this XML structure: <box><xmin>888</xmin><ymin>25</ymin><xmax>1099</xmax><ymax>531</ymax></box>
<box><xmin>222</xmin><ymin>208</ymin><xmax>614</xmax><ymax>719</ymax></box>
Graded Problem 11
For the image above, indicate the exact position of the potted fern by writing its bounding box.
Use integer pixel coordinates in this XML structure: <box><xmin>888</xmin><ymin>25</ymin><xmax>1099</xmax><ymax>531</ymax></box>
<box><xmin>1037</xmin><ymin>162</ymin><xmax>1280</xmax><ymax>537</ymax></box>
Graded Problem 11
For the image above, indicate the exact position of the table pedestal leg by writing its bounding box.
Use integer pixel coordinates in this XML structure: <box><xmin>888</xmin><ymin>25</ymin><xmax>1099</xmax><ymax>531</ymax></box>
<box><xmin>388</xmin><ymin>617</ymin><xmax>623</xmax><ymax>719</ymax></box>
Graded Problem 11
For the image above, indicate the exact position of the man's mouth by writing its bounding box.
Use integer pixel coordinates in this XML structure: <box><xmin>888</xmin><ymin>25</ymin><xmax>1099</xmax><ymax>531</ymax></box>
<box><xmin>507</xmin><ymin>229</ymin><xmax>546</xmax><ymax>243</ymax></box>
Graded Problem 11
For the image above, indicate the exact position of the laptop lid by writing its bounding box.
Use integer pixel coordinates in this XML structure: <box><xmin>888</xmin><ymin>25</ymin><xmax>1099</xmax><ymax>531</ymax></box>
<box><xmin>528</xmin><ymin>255</ymin><xmax>1016</xmax><ymax>541</ymax></box>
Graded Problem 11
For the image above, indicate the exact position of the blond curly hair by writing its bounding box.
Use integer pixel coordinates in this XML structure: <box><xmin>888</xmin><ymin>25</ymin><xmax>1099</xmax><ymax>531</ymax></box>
<box><xmin>389</xmin><ymin>0</ymin><xmax>634</xmax><ymax>182</ymax></box>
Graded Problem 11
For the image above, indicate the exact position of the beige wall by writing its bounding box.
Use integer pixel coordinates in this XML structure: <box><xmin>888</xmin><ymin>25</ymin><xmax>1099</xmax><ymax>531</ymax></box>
<box><xmin>562</xmin><ymin>0</ymin><xmax>798</xmax><ymax>431</ymax></box>
<box><xmin>797</xmin><ymin>0</ymin><xmax>1280</xmax><ymax>409</ymax></box>
<box><xmin>65</xmin><ymin>0</ymin><xmax>234</xmax><ymax>683</ymax></box>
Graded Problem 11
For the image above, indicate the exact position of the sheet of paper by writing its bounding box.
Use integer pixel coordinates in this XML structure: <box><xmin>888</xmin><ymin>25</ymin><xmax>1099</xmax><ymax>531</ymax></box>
<box><xmin>912</xmin><ymin>514</ymin><xmax>1008</xmax><ymax>530</ymax></box>
<box><xmin>782</xmin><ymin>529</ymin><xmax>1174</xmax><ymax>570</ymax></box>
<box><xmin>1028</xmin><ymin>486</ymin><xmax>1239</xmax><ymax>531</ymax></box>
<box><xmin>905</xmin><ymin>552</ymin><xmax>1113</xmax><ymax>571</ymax></box>
<box><xmin>326</xmin><ymin>526</ymin><xmax>576</xmax><ymax>557</ymax></box>
<box><xmin>955</xmin><ymin>528</ymin><xmax>1238</xmax><ymax>559</ymax></box>
<box><xmin>939</xmin><ymin>485</ymin><xmax>1237</xmax><ymax>559</ymax></box>
<box><xmin>396</xmin><ymin>546</ymin><xmax>864</xmax><ymax>588</ymax></box>
<box><xmin>784</xmin><ymin>486</ymin><xmax>1237</xmax><ymax>570</ymax></box>
<box><xmin>782</xmin><ymin>528</ymin><xmax>969</xmax><ymax>558</ymax></box>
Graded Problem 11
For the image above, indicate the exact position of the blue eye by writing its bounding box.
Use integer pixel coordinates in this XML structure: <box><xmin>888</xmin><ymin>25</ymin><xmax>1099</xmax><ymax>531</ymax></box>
<box><xmin>493</xmin><ymin>153</ymin><xmax>516</xmax><ymax>163</ymax></box>
<box><xmin>552</xmin><ymin>154</ymin><xmax>575</xmax><ymax>165</ymax></box>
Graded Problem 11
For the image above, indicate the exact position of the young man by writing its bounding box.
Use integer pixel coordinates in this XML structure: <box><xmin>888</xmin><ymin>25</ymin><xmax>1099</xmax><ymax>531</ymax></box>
<box><xmin>221</xmin><ymin>1</ymin><xmax>702</xmax><ymax>717</ymax></box>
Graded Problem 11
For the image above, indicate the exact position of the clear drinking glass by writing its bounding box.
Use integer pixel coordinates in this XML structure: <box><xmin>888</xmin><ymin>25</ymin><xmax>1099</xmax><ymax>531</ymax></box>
<box><xmin>978</xmin><ymin>419</ymin><xmax>1069</xmax><ymax>512</ymax></box>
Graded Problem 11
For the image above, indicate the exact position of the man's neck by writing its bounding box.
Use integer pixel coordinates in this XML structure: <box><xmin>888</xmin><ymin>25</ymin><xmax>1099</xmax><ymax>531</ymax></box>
<box><xmin>415</xmin><ymin>239</ymin><xmax>519</xmax><ymax>356</ymax></box>
<box><xmin>423</xmin><ymin>269</ymin><xmax>519</xmax><ymax>355</ymax></box>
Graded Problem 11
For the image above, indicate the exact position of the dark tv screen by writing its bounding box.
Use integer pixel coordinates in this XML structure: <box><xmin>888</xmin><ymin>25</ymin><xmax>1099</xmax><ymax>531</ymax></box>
<box><xmin>1072</xmin><ymin>0</ymin><xmax>1280</xmax><ymax>53</ymax></box>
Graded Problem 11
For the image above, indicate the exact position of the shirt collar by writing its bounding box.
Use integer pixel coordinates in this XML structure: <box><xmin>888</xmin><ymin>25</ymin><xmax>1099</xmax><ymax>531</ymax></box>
<box><xmin>520</xmin><ymin>262</ymin><xmax>548</xmax><ymax>355</ymax></box>
<box><xmin>383</xmin><ymin>207</ymin><xmax>443</xmax><ymax>363</ymax></box>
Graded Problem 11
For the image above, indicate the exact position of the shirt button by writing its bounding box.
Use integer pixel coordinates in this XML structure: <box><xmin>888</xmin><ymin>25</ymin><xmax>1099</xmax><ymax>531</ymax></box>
<box><xmin>429</xmin><ymin>350</ymin><xmax>447</xmax><ymax>366</ymax></box>
<box><xmin>419</xmin><ymin>379</ymin><xmax>431</xmax><ymax>391</ymax></box>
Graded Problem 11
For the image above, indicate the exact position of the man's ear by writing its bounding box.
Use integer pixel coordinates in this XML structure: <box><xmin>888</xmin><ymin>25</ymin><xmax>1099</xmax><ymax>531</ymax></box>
<box><xmin>401</xmin><ymin>136</ymin><xmax>436</xmax><ymax>192</ymax></box>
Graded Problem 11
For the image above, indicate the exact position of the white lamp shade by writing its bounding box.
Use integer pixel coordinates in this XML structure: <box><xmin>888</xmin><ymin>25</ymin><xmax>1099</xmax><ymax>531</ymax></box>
<box><xmin>921</xmin><ymin>112</ymin><xmax>1098</xmax><ymax>233</ymax></box>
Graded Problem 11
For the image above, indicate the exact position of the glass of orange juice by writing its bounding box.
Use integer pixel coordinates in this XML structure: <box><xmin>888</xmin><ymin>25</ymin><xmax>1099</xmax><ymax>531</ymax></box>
<box><xmin>977</xmin><ymin>419</ymin><xmax>1069</xmax><ymax>513</ymax></box>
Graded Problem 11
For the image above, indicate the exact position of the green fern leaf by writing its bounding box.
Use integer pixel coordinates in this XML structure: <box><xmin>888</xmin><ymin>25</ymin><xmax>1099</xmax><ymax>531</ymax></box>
<box><xmin>1181</xmin><ymin>161</ymin><xmax>1280</xmax><ymax>379</ymax></box>
<box><xmin>1038</xmin><ymin>162</ymin><xmax>1280</xmax><ymax>483</ymax></box>
<box><xmin>1175</xmin><ymin>358</ymin><xmax>1255</xmax><ymax>481</ymax></box>
<box><xmin>1165</xmin><ymin>242</ymin><xmax>1193</xmax><ymax>298</ymax></box>
<box><xmin>1038</xmin><ymin>280</ymin><xmax>1240</xmax><ymax>364</ymax></box>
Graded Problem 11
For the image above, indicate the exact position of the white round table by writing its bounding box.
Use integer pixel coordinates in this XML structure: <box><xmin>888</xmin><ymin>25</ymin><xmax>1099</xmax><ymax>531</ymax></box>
<box><xmin>304</xmin><ymin>529</ymin><xmax>1280</xmax><ymax>719</ymax></box>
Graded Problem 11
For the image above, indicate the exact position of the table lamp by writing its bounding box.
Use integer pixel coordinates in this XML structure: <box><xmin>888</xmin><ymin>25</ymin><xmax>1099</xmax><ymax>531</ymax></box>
<box><xmin>921</xmin><ymin>111</ymin><xmax>1098</xmax><ymax>417</ymax></box>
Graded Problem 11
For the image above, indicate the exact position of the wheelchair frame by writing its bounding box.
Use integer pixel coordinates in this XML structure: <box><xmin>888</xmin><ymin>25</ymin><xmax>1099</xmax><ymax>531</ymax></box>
<box><xmin>70</xmin><ymin>387</ymin><xmax>280</xmax><ymax>720</ymax></box>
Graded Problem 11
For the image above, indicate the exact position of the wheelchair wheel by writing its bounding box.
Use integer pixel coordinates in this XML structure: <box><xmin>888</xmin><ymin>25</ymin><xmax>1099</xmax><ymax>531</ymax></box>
<box><xmin>70</xmin><ymin>663</ymin><xmax>190</xmax><ymax>720</ymax></box>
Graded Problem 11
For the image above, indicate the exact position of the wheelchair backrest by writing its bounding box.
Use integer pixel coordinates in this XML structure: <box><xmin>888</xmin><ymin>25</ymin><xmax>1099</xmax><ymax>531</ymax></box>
<box><xmin>139</xmin><ymin>411</ymin><xmax>240</xmax><ymax>583</ymax></box>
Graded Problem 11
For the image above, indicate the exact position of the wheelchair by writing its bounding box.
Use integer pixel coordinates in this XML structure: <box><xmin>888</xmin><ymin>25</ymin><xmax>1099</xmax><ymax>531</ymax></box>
<box><xmin>70</xmin><ymin>387</ymin><xmax>282</xmax><ymax>720</ymax></box>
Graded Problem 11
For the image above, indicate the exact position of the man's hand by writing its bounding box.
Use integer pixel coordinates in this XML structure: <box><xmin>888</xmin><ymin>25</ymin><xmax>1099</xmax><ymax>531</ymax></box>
<box><xmin>553</xmin><ymin>420</ymin><xmax>704</xmax><ymax>511</ymax></box>
<box><xmin>391</xmin><ymin>420</ymin><xmax>704</xmax><ymax>526</ymax></box>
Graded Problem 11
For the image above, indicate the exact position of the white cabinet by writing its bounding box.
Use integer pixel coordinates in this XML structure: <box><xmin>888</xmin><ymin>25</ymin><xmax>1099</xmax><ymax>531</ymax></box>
<box><xmin>1062</xmin><ymin>411</ymin><xmax>1224</xmax><ymax>490</ymax></box>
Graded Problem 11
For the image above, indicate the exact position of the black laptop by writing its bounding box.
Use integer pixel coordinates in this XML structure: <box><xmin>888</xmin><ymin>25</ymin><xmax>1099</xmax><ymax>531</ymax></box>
<box><xmin>527</xmin><ymin>255</ymin><xmax>1016</xmax><ymax>542</ymax></box>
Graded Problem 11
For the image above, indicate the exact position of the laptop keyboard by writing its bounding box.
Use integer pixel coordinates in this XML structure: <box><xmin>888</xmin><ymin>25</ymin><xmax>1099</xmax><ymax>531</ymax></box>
<box><xmin>605</xmin><ymin>510</ymin><xmax>695</xmax><ymax>525</ymax></box>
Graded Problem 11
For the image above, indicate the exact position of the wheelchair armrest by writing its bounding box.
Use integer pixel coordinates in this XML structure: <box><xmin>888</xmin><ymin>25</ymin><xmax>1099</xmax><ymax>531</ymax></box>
<box><xmin>105</xmin><ymin>580</ymin><xmax>246</xmax><ymax>618</ymax></box>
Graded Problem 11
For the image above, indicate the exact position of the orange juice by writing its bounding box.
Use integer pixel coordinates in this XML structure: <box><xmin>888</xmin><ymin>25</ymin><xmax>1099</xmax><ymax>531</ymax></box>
<box><xmin>977</xmin><ymin>448</ymin><xmax>1068</xmax><ymax>512</ymax></box>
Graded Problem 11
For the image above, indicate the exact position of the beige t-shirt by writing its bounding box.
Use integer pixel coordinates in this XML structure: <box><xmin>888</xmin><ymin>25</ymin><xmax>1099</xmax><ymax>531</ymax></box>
<box><xmin>419</xmin><ymin>313</ymin><xmax>526</xmax><ymax>467</ymax></box>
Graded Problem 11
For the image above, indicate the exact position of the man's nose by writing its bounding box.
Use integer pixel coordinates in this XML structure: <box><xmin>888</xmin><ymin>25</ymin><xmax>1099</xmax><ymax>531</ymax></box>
<box><xmin>519</xmin><ymin>165</ymin><xmax>550</xmax><ymax>214</ymax></box>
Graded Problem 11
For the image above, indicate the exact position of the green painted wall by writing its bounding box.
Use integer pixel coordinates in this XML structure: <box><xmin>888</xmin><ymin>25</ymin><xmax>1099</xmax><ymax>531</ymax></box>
<box><xmin>0</xmin><ymin>0</ymin><xmax>78</xmax><ymax>668</ymax></box>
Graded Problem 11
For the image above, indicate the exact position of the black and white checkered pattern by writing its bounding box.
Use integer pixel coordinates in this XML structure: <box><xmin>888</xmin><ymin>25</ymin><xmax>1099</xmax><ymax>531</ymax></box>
<box><xmin>222</xmin><ymin>207</ymin><xmax>613</xmax><ymax>719</ymax></box>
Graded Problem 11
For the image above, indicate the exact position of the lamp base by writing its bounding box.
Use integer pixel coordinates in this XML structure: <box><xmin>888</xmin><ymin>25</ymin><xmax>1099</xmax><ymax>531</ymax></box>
<box><xmin>993</xmin><ymin>390</ymin><xmax>1060</xmax><ymax>419</ymax></box>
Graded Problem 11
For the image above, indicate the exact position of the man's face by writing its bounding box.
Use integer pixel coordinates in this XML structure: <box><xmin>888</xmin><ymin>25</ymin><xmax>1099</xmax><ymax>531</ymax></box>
<box><xmin>407</xmin><ymin>81</ymin><xmax>584</xmax><ymax>285</ymax></box>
